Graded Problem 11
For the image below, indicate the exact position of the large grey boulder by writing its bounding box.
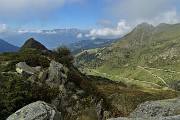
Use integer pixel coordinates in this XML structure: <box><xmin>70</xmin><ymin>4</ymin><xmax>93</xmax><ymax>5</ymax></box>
<box><xmin>16</xmin><ymin>62</ymin><xmax>37</xmax><ymax>75</ymax></box>
<box><xmin>46</xmin><ymin>60</ymin><xmax>67</xmax><ymax>88</ymax></box>
<box><xmin>6</xmin><ymin>101</ymin><xmax>62</xmax><ymax>120</ymax></box>
<box><xmin>108</xmin><ymin>97</ymin><xmax>180</xmax><ymax>120</ymax></box>
<box><xmin>130</xmin><ymin>97</ymin><xmax>180</xmax><ymax>118</ymax></box>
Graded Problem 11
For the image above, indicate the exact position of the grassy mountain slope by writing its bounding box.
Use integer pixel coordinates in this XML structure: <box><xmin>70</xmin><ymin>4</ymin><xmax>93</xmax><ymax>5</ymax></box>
<box><xmin>75</xmin><ymin>22</ymin><xmax>180</xmax><ymax>90</ymax></box>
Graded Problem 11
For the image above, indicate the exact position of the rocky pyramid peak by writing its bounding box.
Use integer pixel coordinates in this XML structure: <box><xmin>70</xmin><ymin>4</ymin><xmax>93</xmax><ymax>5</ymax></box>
<box><xmin>20</xmin><ymin>38</ymin><xmax>47</xmax><ymax>51</ymax></box>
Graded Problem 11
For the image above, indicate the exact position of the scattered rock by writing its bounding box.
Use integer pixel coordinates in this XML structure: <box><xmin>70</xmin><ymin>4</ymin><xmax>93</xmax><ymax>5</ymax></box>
<box><xmin>76</xmin><ymin>90</ymin><xmax>85</xmax><ymax>95</ymax></box>
<box><xmin>67</xmin><ymin>82</ymin><xmax>75</xmax><ymax>90</ymax></box>
<box><xmin>33</xmin><ymin>66</ymin><xmax>41</xmax><ymax>71</ymax></box>
<box><xmin>46</xmin><ymin>61</ymin><xmax>67</xmax><ymax>87</ymax></box>
<box><xmin>16</xmin><ymin>62</ymin><xmax>37</xmax><ymax>75</ymax></box>
<box><xmin>59</xmin><ymin>84</ymin><xmax>67</xmax><ymax>96</ymax></box>
<box><xmin>72</xmin><ymin>94</ymin><xmax>78</xmax><ymax>100</ymax></box>
<box><xmin>6</xmin><ymin>101</ymin><xmax>62</xmax><ymax>120</ymax></box>
<box><xmin>96</xmin><ymin>99</ymin><xmax>103</xmax><ymax>119</ymax></box>
<box><xmin>38</xmin><ymin>70</ymin><xmax>48</xmax><ymax>81</ymax></box>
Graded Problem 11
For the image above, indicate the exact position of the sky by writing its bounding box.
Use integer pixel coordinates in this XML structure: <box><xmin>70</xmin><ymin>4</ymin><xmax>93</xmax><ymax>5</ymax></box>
<box><xmin>0</xmin><ymin>0</ymin><xmax>180</xmax><ymax>38</ymax></box>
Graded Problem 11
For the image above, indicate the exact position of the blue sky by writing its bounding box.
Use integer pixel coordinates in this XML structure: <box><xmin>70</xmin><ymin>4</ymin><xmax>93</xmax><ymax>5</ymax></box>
<box><xmin>0</xmin><ymin>0</ymin><xmax>180</xmax><ymax>38</ymax></box>
<box><xmin>0</xmin><ymin>0</ymin><xmax>108</xmax><ymax>29</ymax></box>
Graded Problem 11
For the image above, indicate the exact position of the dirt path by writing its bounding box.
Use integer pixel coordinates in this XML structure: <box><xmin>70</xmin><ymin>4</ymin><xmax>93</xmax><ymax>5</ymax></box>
<box><xmin>138</xmin><ymin>66</ymin><xmax>169</xmax><ymax>87</ymax></box>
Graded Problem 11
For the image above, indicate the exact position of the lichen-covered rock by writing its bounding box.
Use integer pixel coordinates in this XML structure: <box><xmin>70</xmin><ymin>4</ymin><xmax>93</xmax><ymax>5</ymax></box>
<box><xmin>6</xmin><ymin>101</ymin><xmax>62</xmax><ymax>120</ymax></box>
<box><xmin>59</xmin><ymin>84</ymin><xmax>67</xmax><ymax>96</ymax></box>
<box><xmin>96</xmin><ymin>99</ymin><xmax>103</xmax><ymax>119</ymax></box>
<box><xmin>76</xmin><ymin>90</ymin><xmax>85</xmax><ymax>95</ymax></box>
<box><xmin>107</xmin><ymin>97</ymin><xmax>180</xmax><ymax>120</ymax></box>
<box><xmin>38</xmin><ymin>70</ymin><xmax>48</xmax><ymax>81</ymax></box>
<box><xmin>130</xmin><ymin>97</ymin><xmax>180</xmax><ymax>118</ymax></box>
<box><xmin>46</xmin><ymin>60</ymin><xmax>67</xmax><ymax>87</ymax></box>
<box><xmin>16</xmin><ymin>62</ymin><xmax>37</xmax><ymax>74</ymax></box>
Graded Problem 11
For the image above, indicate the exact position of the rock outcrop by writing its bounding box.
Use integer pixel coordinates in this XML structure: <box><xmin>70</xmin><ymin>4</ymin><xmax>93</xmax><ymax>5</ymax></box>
<box><xmin>46</xmin><ymin>60</ymin><xmax>68</xmax><ymax>88</ymax></box>
<box><xmin>108</xmin><ymin>97</ymin><xmax>180</xmax><ymax>120</ymax></box>
<box><xmin>7</xmin><ymin>60</ymin><xmax>107</xmax><ymax>119</ymax></box>
<box><xmin>6</xmin><ymin>101</ymin><xmax>62</xmax><ymax>120</ymax></box>
<box><xmin>16</xmin><ymin>62</ymin><xmax>38</xmax><ymax>75</ymax></box>
<box><xmin>130</xmin><ymin>97</ymin><xmax>180</xmax><ymax>118</ymax></box>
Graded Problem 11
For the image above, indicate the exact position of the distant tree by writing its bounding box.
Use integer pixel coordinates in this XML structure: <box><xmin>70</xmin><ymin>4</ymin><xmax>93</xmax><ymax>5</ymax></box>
<box><xmin>53</xmin><ymin>46</ymin><xmax>74</xmax><ymax>67</ymax></box>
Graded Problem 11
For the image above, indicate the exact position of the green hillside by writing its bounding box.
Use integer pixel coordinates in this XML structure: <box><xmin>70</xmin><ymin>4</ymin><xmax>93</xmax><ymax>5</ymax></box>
<box><xmin>1</xmin><ymin>38</ymin><xmax>180</xmax><ymax>119</ymax></box>
<box><xmin>75</xmin><ymin>22</ymin><xmax>180</xmax><ymax>90</ymax></box>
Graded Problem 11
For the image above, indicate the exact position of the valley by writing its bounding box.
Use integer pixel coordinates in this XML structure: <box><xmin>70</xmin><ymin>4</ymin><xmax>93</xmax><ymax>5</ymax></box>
<box><xmin>1</xmin><ymin>35</ymin><xmax>180</xmax><ymax>120</ymax></box>
<box><xmin>75</xmin><ymin>22</ymin><xmax>180</xmax><ymax>91</ymax></box>
<box><xmin>0</xmin><ymin>23</ymin><xmax>180</xmax><ymax>120</ymax></box>
<box><xmin>1</xmin><ymin>1</ymin><xmax>180</xmax><ymax>120</ymax></box>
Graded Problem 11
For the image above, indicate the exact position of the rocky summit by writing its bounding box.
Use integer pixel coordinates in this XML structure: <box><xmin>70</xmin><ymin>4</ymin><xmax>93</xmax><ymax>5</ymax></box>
<box><xmin>20</xmin><ymin>38</ymin><xmax>48</xmax><ymax>51</ymax></box>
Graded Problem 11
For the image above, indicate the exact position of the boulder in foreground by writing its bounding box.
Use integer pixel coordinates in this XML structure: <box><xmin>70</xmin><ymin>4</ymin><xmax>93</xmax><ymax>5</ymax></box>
<box><xmin>108</xmin><ymin>97</ymin><xmax>180</xmax><ymax>120</ymax></box>
<box><xmin>6</xmin><ymin>101</ymin><xmax>62</xmax><ymax>120</ymax></box>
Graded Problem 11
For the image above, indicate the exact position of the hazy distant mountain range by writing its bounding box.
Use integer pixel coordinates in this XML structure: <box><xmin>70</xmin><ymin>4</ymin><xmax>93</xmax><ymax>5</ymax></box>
<box><xmin>67</xmin><ymin>38</ymin><xmax>119</xmax><ymax>51</ymax></box>
<box><xmin>2</xmin><ymin>28</ymin><xmax>91</xmax><ymax>49</ymax></box>
<box><xmin>0</xmin><ymin>39</ymin><xmax>19</xmax><ymax>53</ymax></box>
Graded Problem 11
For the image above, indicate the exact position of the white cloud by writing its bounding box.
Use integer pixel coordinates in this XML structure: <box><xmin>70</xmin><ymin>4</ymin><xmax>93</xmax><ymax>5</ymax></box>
<box><xmin>108</xmin><ymin>0</ymin><xmax>174</xmax><ymax>18</ymax></box>
<box><xmin>105</xmin><ymin>0</ymin><xmax>178</xmax><ymax>25</ymax></box>
<box><xmin>0</xmin><ymin>24</ymin><xmax>9</xmax><ymax>33</ymax></box>
<box><xmin>17</xmin><ymin>30</ymin><xmax>58</xmax><ymax>34</ymax></box>
<box><xmin>18</xmin><ymin>30</ymin><xmax>42</xmax><ymax>34</ymax></box>
<box><xmin>77</xmin><ymin>33</ymin><xmax>83</xmax><ymax>38</ymax></box>
<box><xmin>0</xmin><ymin>24</ymin><xmax>15</xmax><ymax>36</ymax></box>
<box><xmin>137</xmin><ymin>9</ymin><xmax>179</xmax><ymax>26</ymax></box>
<box><xmin>44</xmin><ymin>31</ymin><xmax>57</xmax><ymax>35</ymax></box>
<box><xmin>88</xmin><ymin>20</ymin><xmax>131</xmax><ymax>38</ymax></box>
<box><xmin>17</xmin><ymin>30</ymin><xmax>29</xmax><ymax>34</ymax></box>
<box><xmin>152</xmin><ymin>10</ymin><xmax>179</xmax><ymax>25</ymax></box>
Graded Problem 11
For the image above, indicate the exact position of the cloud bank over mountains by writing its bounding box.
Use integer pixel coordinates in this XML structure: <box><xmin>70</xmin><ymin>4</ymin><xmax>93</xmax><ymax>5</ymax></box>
<box><xmin>105</xmin><ymin>0</ymin><xmax>179</xmax><ymax>25</ymax></box>
<box><xmin>0</xmin><ymin>0</ymin><xmax>180</xmax><ymax>40</ymax></box>
<box><xmin>89</xmin><ymin>20</ymin><xmax>131</xmax><ymax>38</ymax></box>
<box><xmin>0</xmin><ymin>21</ymin><xmax>130</xmax><ymax>39</ymax></box>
